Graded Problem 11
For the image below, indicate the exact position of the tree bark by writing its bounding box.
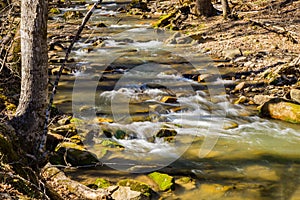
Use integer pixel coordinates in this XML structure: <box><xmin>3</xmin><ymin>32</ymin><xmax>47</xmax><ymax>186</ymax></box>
<box><xmin>195</xmin><ymin>0</ymin><xmax>216</xmax><ymax>17</ymax></box>
<box><xmin>11</xmin><ymin>0</ymin><xmax>48</xmax><ymax>163</ymax></box>
<box><xmin>221</xmin><ymin>0</ymin><xmax>230</xmax><ymax>18</ymax></box>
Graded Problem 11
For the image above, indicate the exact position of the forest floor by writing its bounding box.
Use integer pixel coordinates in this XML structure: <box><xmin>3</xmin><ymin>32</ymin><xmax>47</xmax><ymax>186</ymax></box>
<box><xmin>144</xmin><ymin>0</ymin><xmax>300</xmax><ymax>104</ymax></box>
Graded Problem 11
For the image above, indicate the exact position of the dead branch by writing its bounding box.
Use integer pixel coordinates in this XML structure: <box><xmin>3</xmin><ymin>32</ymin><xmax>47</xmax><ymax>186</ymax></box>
<box><xmin>41</xmin><ymin>164</ymin><xmax>111</xmax><ymax>200</ymax></box>
<box><xmin>249</xmin><ymin>19</ymin><xmax>298</xmax><ymax>44</ymax></box>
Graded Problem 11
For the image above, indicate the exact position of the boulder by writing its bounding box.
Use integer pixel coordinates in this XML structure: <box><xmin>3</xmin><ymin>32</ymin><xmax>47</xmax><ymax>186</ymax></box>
<box><xmin>259</xmin><ymin>98</ymin><xmax>300</xmax><ymax>123</ymax></box>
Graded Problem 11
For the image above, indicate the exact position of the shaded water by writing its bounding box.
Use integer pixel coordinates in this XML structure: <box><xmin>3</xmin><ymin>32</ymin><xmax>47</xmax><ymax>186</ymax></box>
<box><xmin>49</xmin><ymin>1</ymin><xmax>300</xmax><ymax>199</ymax></box>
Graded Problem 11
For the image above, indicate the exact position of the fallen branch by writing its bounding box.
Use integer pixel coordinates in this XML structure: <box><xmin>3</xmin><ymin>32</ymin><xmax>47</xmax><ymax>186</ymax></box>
<box><xmin>41</xmin><ymin>164</ymin><xmax>111</xmax><ymax>200</ymax></box>
<box><xmin>39</xmin><ymin>0</ymin><xmax>103</xmax><ymax>158</ymax></box>
<box><xmin>249</xmin><ymin>19</ymin><xmax>298</xmax><ymax>44</ymax></box>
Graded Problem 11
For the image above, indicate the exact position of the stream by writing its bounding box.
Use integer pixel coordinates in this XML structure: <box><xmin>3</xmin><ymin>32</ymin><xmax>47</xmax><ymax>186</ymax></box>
<box><xmin>49</xmin><ymin>1</ymin><xmax>300</xmax><ymax>199</ymax></box>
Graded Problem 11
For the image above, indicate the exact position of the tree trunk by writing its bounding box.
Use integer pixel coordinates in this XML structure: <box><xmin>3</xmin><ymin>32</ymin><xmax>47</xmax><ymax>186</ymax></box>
<box><xmin>221</xmin><ymin>0</ymin><xmax>230</xmax><ymax>18</ymax></box>
<box><xmin>195</xmin><ymin>0</ymin><xmax>216</xmax><ymax>17</ymax></box>
<box><xmin>11</xmin><ymin>0</ymin><xmax>48</xmax><ymax>163</ymax></box>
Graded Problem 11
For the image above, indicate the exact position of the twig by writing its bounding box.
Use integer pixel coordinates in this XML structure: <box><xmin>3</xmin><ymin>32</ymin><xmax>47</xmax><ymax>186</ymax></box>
<box><xmin>0</xmin><ymin>171</ymin><xmax>50</xmax><ymax>200</ymax></box>
<box><xmin>39</xmin><ymin>0</ymin><xmax>103</xmax><ymax>157</ymax></box>
<box><xmin>249</xmin><ymin>19</ymin><xmax>298</xmax><ymax>44</ymax></box>
<box><xmin>0</xmin><ymin>38</ymin><xmax>14</xmax><ymax>73</ymax></box>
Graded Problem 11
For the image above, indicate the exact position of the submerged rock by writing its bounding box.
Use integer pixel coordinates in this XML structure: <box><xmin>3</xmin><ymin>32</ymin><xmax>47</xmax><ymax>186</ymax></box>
<box><xmin>148</xmin><ymin>172</ymin><xmax>174</xmax><ymax>191</ymax></box>
<box><xmin>175</xmin><ymin>177</ymin><xmax>196</xmax><ymax>190</ymax></box>
<box><xmin>259</xmin><ymin>98</ymin><xmax>300</xmax><ymax>123</ymax></box>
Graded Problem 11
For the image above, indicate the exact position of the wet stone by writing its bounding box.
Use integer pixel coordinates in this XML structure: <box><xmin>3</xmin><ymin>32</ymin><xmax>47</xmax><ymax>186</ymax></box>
<box><xmin>223</xmin><ymin>48</ymin><xmax>242</xmax><ymax>60</ymax></box>
<box><xmin>253</xmin><ymin>94</ymin><xmax>273</xmax><ymax>105</ymax></box>
<box><xmin>290</xmin><ymin>88</ymin><xmax>300</xmax><ymax>104</ymax></box>
<box><xmin>156</xmin><ymin>128</ymin><xmax>177</xmax><ymax>138</ymax></box>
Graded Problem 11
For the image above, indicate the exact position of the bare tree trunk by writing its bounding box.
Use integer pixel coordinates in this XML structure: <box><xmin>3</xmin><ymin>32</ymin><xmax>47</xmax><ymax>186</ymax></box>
<box><xmin>11</xmin><ymin>0</ymin><xmax>48</xmax><ymax>164</ymax></box>
<box><xmin>195</xmin><ymin>0</ymin><xmax>216</xmax><ymax>17</ymax></box>
<box><xmin>221</xmin><ymin>0</ymin><xmax>230</xmax><ymax>18</ymax></box>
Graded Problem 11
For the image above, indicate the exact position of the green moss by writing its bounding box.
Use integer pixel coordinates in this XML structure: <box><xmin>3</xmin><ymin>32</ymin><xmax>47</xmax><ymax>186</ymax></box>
<box><xmin>148</xmin><ymin>172</ymin><xmax>174</xmax><ymax>191</ymax></box>
<box><xmin>50</xmin><ymin>8</ymin><xmax>61</xmax><ymax>14</ymax></box>
<box><xmin>70</xmin><ymin>117</ymin><xmax>84</xmax><ymax>124</ymax></box>
<box><xmin>177</xmin><ymin>177</ymin><xmax>192</xmax><ymax>184</ymax></box>
<box><xmin>153</xmin><ymin>12</ymin><xmax>176</xmax><ymax>28</ymax></box>
<box><xmin>100</xmin><ymin>139</ymin><xmax>124</xmax><ymax>148</ymax></box>
<box><xmin>95</xmin><ymin>178</ymin><xmax>110</xmax><ymax>188</ymax></box>
<box><xmin>118</xmin><ymin>179</ymin><xmax>152</xmax><ymax>197</ymax></box>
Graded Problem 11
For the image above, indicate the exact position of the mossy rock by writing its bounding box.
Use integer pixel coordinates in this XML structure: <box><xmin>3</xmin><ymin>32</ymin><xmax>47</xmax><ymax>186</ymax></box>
<box><xmin>49</xmin><ymin>7</ymin><xmax>61</xmax><ymax>14</ymax></box>
<box><xmin>153</xmin><ymin>11</ymin><xmax>177</xmax><ymax>28</ymax></box>
<box><xmin>100</xmin><ymin>139</ymin><xmax>124</xmax><ymax>148</ymax></box>
<box><xmin>95</xmin><ymin>178</ymin><xmax>111</xmax><ymax>189</ymax></box>
<box><xmin>70</xmin><ymin>117</ymin><xmax>84</xmax><ymax>124</ymax></box>
<box><xmin>118</xmin><ymin>179</ymin><xmax>152</xmax><ymax>197</ymax></box>
<box><xmin>148</xmin><ymin>172</ymin><xmax>174</xmax><ymax>191</ymax></box>
<box><xmin>63</xmin><ymin>11</ymin><xmax>84</xmax><ymax>20</ymax></box>
<box><xmin>50</xmin><ymin>142</ymin><xmax>99</xmax><ymax>166</ymax></box>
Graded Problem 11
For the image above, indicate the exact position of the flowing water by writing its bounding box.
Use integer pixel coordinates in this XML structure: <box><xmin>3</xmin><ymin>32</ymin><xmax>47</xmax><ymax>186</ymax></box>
<box><xmin>49</xmin><ymin>1</ymin><xmax>300</xmax><ymax>199</ymax></box>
